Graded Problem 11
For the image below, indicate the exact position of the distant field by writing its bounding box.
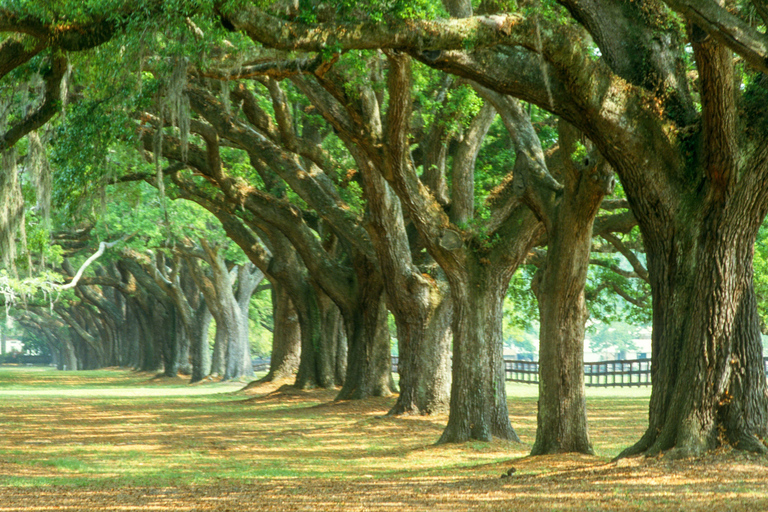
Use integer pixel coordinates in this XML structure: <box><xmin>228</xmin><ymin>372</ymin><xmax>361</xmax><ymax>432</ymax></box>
<box><xmin>0</xmin><ymin>367</ymin><xmax>765</xmax><ymax>511</ymax></box>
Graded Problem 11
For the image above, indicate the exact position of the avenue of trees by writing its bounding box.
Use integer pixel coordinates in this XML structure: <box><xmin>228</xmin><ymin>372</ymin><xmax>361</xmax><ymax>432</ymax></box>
<box><xmin>1</xmin><ymin>0</ymin><xmax>767</xmax><ymax>459</ymax></box>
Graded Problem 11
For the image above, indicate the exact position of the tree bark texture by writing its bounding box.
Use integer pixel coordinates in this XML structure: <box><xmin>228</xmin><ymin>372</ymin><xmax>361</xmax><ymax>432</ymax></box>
<box><xmin>336</xmin><ymin>283</ymin><xmax>394</xmax><ymax>401</ymax></box>
<box><xmin>621</xmin><ymin>208</ymin><xmax>768</xmax><ymax>457</ymax></box>
<box><xmin>123</xmin><ymin>301</ymin><xmax>142</xmax><ymax>369</ymax></box>
<box><xmin>439</xmin><ymin>255</ymin><xmax>530</xmax><ymax>443</ymax></box>
<box><xmin>210</xmin><ymin>323</ymin><xmax>226</xmax><ymax>377</ymax></box>
<box><xmin>262</xmin><ymin>282</ymin><xmax>301</xmax><ymax>382</ymax></box>
<box><xmin>388</xmin><ymin>273</ymin><xmax>452</xmax><ymax>415</ymax></box>
<box><xmin>160</xmin><ymin>306</ymin><xmax>180</xmax><ymax>378</ymax></box>
<box><xmin>189</xmin><ymin>302</ymin><xmax>213</xmax><ymax>383</ymax></box>
<box><xmin>134</xmin><ymin>300</ymin><xmax>163</xmax><ymax>373</ymax></box>
<box><xmin>531</xmin><ymin>136</ymin><xmax>614</xmax><ymax>455</ymax></box>
<box><xmin>292</xmin><ymin>282</ymin><xmax>330</xmax><ymax>389</ymax></box>
<box><xmin>231</xmin><ymin>262</ymin><xmax>263</xmax><ymax>379</ymax></box>
<box><xmin>318</xmin><ymin>289</ymin><xmax>346</xmax><ymax>387</ymax></box>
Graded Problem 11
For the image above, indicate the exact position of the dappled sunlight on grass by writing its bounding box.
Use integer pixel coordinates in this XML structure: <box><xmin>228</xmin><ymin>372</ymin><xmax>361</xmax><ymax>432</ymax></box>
<box><xmin>0</xmin><ymin>368</ymin><xmax>766</xmax><ymax>511</ymax></box>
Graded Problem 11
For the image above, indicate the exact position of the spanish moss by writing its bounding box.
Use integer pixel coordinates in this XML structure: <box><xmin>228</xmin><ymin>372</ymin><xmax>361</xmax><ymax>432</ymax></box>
<box><xmin>28</xmin><ymin>131</ymin><xmax>52</xmax><ymax>228</ymax></box>
<box><xmin>168</xmin><ymin>55</ymin><xmax>190</xmax><ymax>163</ymax></box>
<box><xmin>152</xmin><ymin>114</ymin><xmax>167</xmax><ymax>202</ymax></box>
<box><xmin>0</xmin><ymin>149</ymin><xmax>23</xmax><ymax>275</ymax></box>
<box><xmin>60</xmin><ymin>61</ymin><xmax>73</xmax><ymax>121</ymax></box>
<box><xmin>221</xmin><ymin>79</ymin><xmax>231</xmax><ymax>116</ymax></box>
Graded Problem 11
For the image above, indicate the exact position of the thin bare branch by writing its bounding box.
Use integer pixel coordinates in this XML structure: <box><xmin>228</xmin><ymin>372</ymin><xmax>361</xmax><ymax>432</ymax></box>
<box><xmin>600</xmin><ymin>233</ymin><xmax>649</xmax><ymax>283</ymax></box>
<box><xmin>60</xmin><ymin>235</ymin><xmax>135</xmax><ymax>290</ymax></box>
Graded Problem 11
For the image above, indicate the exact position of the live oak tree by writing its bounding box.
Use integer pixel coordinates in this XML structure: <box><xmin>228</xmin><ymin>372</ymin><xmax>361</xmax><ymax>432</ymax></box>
<box><xmin>180</xmin><ymin>84</ymin><xmax>396</xmax><ymax>399</ymax></box>
<box><xmin>181</xmin><ymin>238</ymin><xmax>259</xmax><ymax>381</ymax></box>
<box><xmin>5</xmin><ymin>0</ymin><xmax>768</xmax><ymax>459</ymax></box>
<box><xmin>216</xmin><ymin>0</ymin><xmax>768</xmax><ymax>456</ymax></box>
<box><xmin>134</xmin><ymin>106</ymin><xmax>394</xmax><ymax>397</ymax></box>
<box><xmin>261</xmin><ymin>279</ymin><xmax>301</xmax><ymax>383</ymax></box>
<box><xmin>227</xmin><ymin>0</ymin><xmax>615</xmax><ymax>448</ymax></box>
<box><xmin>290</xmin><ymin>55</ymin><xmax>457</xmax><ymax>414</ymax></box>
<box><xmin>362</xmin><ymin>50</ymin><xmax>543</xmax><ymax>442</ymax></box>
<box><xmin>181</xmin><ymin>181</ymin><xmax>344</xmax><ymax>391</ymax></box>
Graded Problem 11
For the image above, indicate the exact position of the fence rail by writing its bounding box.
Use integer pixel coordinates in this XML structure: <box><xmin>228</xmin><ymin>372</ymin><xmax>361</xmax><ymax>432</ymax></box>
<box><xmin>506</xmin><ymin>357</ymin><xmax>768</xmax><ymax>387</ymax></box>
<box><xmin>505</xmin><ymin>358</ymin><xmax>651</xmax><ymax>387</ymax></box>
<box><xmin>260</xmin><ymin>357</ymin><xmax>768</xmax><ymax>388</ymax></box>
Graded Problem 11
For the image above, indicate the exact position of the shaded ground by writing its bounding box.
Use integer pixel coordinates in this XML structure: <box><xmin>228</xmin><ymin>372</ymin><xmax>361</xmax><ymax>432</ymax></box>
<box><xmin>0</xmin><ymin>368</ymin><xmax>766</xmax><ymax>511</ymax></box>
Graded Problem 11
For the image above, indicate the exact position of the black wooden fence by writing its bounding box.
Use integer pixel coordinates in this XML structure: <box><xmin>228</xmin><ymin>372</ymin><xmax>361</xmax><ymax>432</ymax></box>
<box><xmin>261</xmin><ymin>357</ymin><xmax>768</xmax><ymax>388</ymax></box>
<box><xmin>506</xmin><ymin>357</ymin><xmax>768</xmax><ymax>387</ymax></box>
<box><xmin>505</xmin><ymin>358</ymin><xmax>652</xmax><ymax>387</ymax></box>
<box><xmin>394</xmin><ymin>356</ymin><xmax>653</xmax><ymax>387</ymax></box>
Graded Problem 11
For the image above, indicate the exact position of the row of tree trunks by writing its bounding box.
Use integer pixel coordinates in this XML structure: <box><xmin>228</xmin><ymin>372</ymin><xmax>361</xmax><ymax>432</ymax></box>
<box><xmin>162</xmin><ymin>118</ymin><xmax>390</xmax><ymax>398</ymax></box>
<box><xmin>388</xmin><ymin>274</ymin><xmax>452</xmax><ymax>416</ymax></box>
<box><xmin>190</xmin><ymin>196</ymin><xmax>342</xmax><ymax>391</ymax></box>
<box><xmin>439</xmin><ymin>256</ymin><xmax>529</xmax><ymax>443</ymax></box>
<box><xmin>290</xmin><ymin>65</ymin><xmax>453</xmax><ymax>414</ymax></box>
<box><xmin>34</xmin><ymin>244</ymin><xmax>266</xmax><ymax>382</ymax></box>
<box><xmin>336</xmin><ymin>285</ymin><xmax>393</xmax><ymax>400</ymax></box>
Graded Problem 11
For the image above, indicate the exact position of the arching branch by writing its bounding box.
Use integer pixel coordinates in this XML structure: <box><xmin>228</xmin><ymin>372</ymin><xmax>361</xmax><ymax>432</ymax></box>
<box><xmin>60</xmin><ymin>233</ymin><xmax>136</xmax><ymax>290</ymax></box>
<box><xmin>663</xmin><ymin>0</ymin><xmax>768</xmax><ymax>74</ymax></box>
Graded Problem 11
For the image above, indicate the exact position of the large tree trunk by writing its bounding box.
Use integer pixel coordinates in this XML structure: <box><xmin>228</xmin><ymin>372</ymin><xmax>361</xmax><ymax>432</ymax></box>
<box><xmin>221</xmin><ymin>303</ymin><xmax>252</xmax><ymax>381</ymax></box>
<box><xmin>134</xmin><ymin>306</ymin><xmax>153</xmax><ymax>372</ymax></box>
<box><xmin>189</xmin><ymin>302</ymin><xmax>213</xmax><ymax>383</ymax></box>
<box><xmin>293</xmin><ymin>282</ymin><xmax>335</xmax><ymax>389</ymax></box>
<box><xmin>219</xmin><ymin>276</ymin><xmax>252</xmax><ymax>381</ymax></box>
<box><xmin>60</xmin><ymin>338</ymin><xmax>78</xmax><ymax>371</ymax></box>
<box><xmin>439</xmin><ymin>260</ymin><xmax>520</xmax><ymax>443</ymax></box>
<box><xmin>621</xmin><ymin>215</ymin><xmax>768</xmax><ymax>457</ymax></box>
<box><xmin>532</xmin><ymin>252</ymin><xmax>593</xmax><ymax>454</ymax></box>
<box><xmin>161</xmin><ymin>306</ymin><xmax>181</xmax><ymax>378</ymax></box>
<box><xmin>261</xmin><ymin>281</ymin><xmax>301</xmax><ymax>382</ymax></box>
<box><xmin>176</xmin><ymin>319</ymin><xmax>193</xmax><ymax>376</ymax></box>
<box><xmin>227</xmin><ymin>263</ymin><xmax>263</xmax><ymax>380</ymax></box>
<box><xmin>388</xmin><ymin>274</ymin><xmax>452</xmax><ymax>415</ymax></box>
<box><xmin>611</xmin><ymin>34</ymin><xmax>768</xmax><ymax>458</ymax></box>
<box><xmin>318</xmin><ymin>289</ymin><xmax>345</xmax><ymax>387</ymax></box>
<box><xmin>135</xmin><ymin>300</ymin><xmax>162</xmax><ymax>373</ymax></box>
<box><xmin>530</xmin><ymin>133</ymin><xmax>613</xmax><ymax>455</ymax></box>
<box><xmin>123</xmin><ymin>302</ymin><xmax>142</xmax><ymax>369</ymax></box>
<box><xmin>336</xmin><ymin>285</ymin><xmax>394</xmax><ymax>400</ymax></box>
<box><xmin>357</xmin><ymin>151</ymin><xmax>453</xmax><ymax>416</ymax></box>
<box><xmin>210</xmin><ymin>323</ymin><xmax>226</xmax><ymax>377</ymax></box>
<box><xmin>333</xmin><ymin>314</ymin><xmax>347</xmax><ymax>385</ymax></box>
<box><xmin>722</xmin><ymin>281</ymin><xmax>768</xmax><ymax>449</ymax></box>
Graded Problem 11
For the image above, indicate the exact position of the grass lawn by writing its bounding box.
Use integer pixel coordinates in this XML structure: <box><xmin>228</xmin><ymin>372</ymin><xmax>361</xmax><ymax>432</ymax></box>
<box><xmin>0</xmin><ymin>366</ymin><xmax>766</xmax><ymax>511</ymax></box>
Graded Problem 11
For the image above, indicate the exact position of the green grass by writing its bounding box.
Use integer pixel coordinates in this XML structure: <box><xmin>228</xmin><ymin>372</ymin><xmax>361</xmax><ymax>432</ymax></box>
<box><xmin>0</xmin><ymin>367</ymin><xmax>650</xmax><ymax>488</ymax></box>
<box><xmin>0</xmin><ymin>367</ymin><xmax>765</xmax><ymax>512</ymax></box>
<box><xmin>0</xmin><ymin>366</ymin><xmax>164</xmax><ymax>388</ymax></box>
